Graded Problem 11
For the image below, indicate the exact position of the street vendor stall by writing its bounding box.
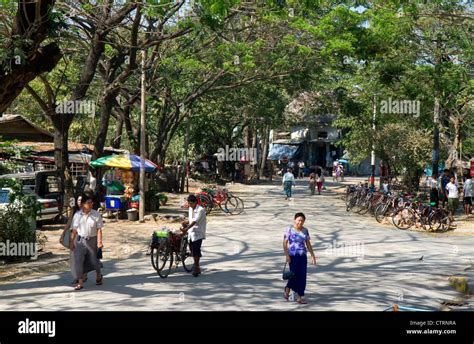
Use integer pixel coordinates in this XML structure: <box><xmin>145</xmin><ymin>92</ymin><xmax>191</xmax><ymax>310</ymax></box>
<box><xmin>90</xmin><ymin>154</ymin><xmax>161</xmax><ymax>220</ymax></box>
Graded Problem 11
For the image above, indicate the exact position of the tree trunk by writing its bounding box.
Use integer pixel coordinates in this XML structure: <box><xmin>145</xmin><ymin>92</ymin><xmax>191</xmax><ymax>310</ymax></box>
<box><xmin>252</xmin><ymin>129</ymin><xmax>258</xmax><ymax>176</ymax></box>
<box><xmin>93</xmin><ymin>91</ymin><xmax>118</xmax><ymax>160</ymax></box>
<box><xmin>50</xmin><ymin>113</ymin><xmax>74</xmax><ymax>215</ymax></box>
<box><xmin>0</xmin><ymin>43</ymin><xmax>61</xmax><ymax>113</ymax></box>
<box><xmin>111</xmin><ymin>113</ymin><xmax>124</xmax><ymax>149</ymax></box>
<box><xmin>432</xmin><ymin>97</ymin><xmax>440</xmax><ymax>175</ymax></box>
<box><xmin>259</xmin><ymin>125</ymin><xmax>270</xmax><ymax>179</ymax></box>
<box><xmin>0</xmin><ymin>0</ymin><xmax>60</xmax><ymax>112</ymax></box>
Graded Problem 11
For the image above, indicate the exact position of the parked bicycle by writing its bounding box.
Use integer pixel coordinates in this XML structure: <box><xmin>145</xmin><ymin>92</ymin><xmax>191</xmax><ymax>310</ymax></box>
<box><xmin>182</xmin><ymin>186</ymin><xmax>244</xmax><ymax>215</ymax></box>
<box><xmin>345</xmin><ymin>184</ymin><xmax>451</xmax><ymax>232</ymax></box>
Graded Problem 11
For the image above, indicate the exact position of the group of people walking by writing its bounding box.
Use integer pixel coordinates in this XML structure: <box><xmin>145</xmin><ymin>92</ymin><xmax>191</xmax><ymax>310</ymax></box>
<box><xmin>60</xmin><ymin>191</ymin><xmax>207</xmax><ymax>290</ymax></box>
<box><xmin>282</xmin><ymin>168</ymin><xmax>326</xmax><ymax>199</ymax></box>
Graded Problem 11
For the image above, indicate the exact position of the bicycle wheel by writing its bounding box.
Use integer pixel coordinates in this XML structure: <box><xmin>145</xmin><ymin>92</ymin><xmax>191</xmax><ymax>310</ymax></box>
<box><xmin>434</xmin><ymin>210</ymin><xmax>451</xmax><ymax>232</ymax></box>
<box><xmin>375</xmin><ymin>203</ymin><xmax>389</xmax><ymax>223</ymax></box>
<box><xmin>180</xmin><ymin>237</ymin><xmax>194</xmax><ymax>273</ymax></box>
<box><xmin>357</xmin><ymin>200</ymin><xmax>371</xmax><ymax>215</ymax></box>
<box><xmin>150</xmin><ymin>246</ymin><xmax>158</xmax><ymax>271</ymax></box>
<box><xmin>226</xmin><ymin>196</ymin><xmax>244</xmax><ymax>215</ymax></box>
<box><xmin>155</xmin><ymin>241</ymin><xmax>173</xmax><ymax>278</ymax></box>
<box><xmin>392</xmin><ymin>208</ymin><xmax>415</xmax><ymax>230</ymax></box>
<box><xmin>428</xmin><ymin>211</ymin><xmax>443</xmax><ymax>231</ymax></box>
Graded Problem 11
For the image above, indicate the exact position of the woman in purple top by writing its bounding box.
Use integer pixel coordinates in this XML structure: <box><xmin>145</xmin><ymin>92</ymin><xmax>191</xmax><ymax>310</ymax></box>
<box><xmin>283</xmin><ymin>212</ymin><xmax>316</xmax><ymax>304</ymax></box>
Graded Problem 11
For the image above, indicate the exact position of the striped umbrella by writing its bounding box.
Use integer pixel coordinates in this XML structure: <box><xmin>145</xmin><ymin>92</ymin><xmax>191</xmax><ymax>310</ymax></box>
<box><xmin>90</xmin><ymin>154</ymin><xmax>161</xmax><ymax>172</ymax></box>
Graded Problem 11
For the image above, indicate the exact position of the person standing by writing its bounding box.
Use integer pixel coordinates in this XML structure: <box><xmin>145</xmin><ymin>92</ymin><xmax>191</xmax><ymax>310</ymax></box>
<box><xmin>439</xmin><ymin>169</ymin><xmax>451</xmax><ymax>208</ymax></box>
<box><xmin>426</xmin><ymin>173</ymin><xmax>439</xmax><ymax>207</ymax></box>
<box><xmin>283</xmin><ymin>212</ymin><xmax>316</xmax><ymax>304</ymax></box>
<box><xmin>282</xmin><ymin>168</ymin><xmax>296</xmax><ymax>200</ymax></box>
<box><xmin>70</xmin><ymin>193</ymin><xmax>104</xmax><ymax>290</ymax></box>
<box><xmin>316</xmin><ymin>173</ymin><xmax>325</xmax><ymax>195</ymax></box>
<box><xmin>463</xmin><ymin>174</ymin><xmax>473</xmax><ymax>216</ymax></box>
<box><xmin>298</xmin><ymin>161</ymin><xmax>305</xmax><ymax>178</ymax></box>
<box><xmin>382</xmin><ymin>178</ymin><xmax>390</xmax><ymax>194</ymax></box>
<box><xmin>87</xmin><ymin>168</ymin><xmax>97</xmax><ymax>192</ymax></box>
<box><xmin>308</xmin><ymin>172</ymin><xmax>316</xmax><ymax>196</ymax></box>
<box><xmin>181</xmin><ymin>194</ymin><xmax>207</xmax><ymax>277</ymax></box>
<box><xmin>446</xmin><ymin>176</ymin><xmax>459</xmax><ymax>226</ymax></box>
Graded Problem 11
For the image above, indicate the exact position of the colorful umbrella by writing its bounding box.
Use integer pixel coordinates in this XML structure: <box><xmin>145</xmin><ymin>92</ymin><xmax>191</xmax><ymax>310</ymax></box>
<box><xmin>90</xmin><ymin>154</ymin><xmax>161</xmax><ymax>172</ymax></box>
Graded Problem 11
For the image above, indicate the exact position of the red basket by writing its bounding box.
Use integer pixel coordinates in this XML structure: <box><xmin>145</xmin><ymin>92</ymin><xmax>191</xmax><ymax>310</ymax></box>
<box><xmin>130</xmin><ymin>202</ymin><xmax>139</xmax><ymax>209</ymax></box>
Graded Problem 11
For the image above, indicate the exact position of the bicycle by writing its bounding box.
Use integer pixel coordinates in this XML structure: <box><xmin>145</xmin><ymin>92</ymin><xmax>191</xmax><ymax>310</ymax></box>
<box><xmin>151</xmin><ymin>228</ymin><xmax>194</xmax><ymax>278</ymax></box>
<box><xmin>183</xmin><ymin>186</ymin><xmax>245</xmax><ymax>215</ymax></box>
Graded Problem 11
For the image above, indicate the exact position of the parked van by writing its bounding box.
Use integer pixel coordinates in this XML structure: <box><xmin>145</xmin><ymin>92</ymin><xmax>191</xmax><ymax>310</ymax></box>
<box><xmin>0</xmin><ymin>171</ymin><xmax>62</xmax><ymax>224</ymax></box>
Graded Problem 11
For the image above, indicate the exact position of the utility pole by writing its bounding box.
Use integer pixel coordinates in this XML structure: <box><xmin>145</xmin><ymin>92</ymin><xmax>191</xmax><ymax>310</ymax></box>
<box><xmin>182</xmin><ymin>114</ymin><xmax>190</xmax><ymax>193</ymax></box>
<box><xmin>370</xmin><ymin>95</ymin><xmax>376</xmax><ymax>187</ymax></box>
<box><xmin>139</xmin><ymin>48</ymin><xmax>146</xmax><ymax>222</ymax></box>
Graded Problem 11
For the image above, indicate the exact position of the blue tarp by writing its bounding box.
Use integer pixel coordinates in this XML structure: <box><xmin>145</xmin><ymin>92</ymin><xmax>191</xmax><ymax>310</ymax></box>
<box><xmin>424</xmin><ymin>163</ymin><xmax>445</xmax><ymax>177</ymax></box>
<box><xmin>267</xmin><ymin>144</ymin><xmax>300</xmax><ymax>161</ymax></box>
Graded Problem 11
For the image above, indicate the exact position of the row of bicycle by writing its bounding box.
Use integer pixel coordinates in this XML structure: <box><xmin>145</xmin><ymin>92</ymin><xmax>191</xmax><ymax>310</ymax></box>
<box><xmin>182</xmin><ymin>186</ymin><xmax>244</xmax><ymax>215</ymax></box>
<box><xmin>344</xmin><ymin>185</ymin><xmax>451</xmax><ymax>231</ymax></box>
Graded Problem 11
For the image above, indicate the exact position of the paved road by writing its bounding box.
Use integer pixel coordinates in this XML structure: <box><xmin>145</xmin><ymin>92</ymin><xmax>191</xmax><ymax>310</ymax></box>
<box><xmin>0</xmin><ymin>181</ymin><xmax>472</xmax><ymax>311</ymax></box>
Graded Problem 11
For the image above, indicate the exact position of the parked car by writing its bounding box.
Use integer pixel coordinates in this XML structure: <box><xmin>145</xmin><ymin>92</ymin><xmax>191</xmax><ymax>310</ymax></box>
<box><xmin>0</xmin><ymin>171</ymin><xmax>62</xmax><ymax>224</ymax></box>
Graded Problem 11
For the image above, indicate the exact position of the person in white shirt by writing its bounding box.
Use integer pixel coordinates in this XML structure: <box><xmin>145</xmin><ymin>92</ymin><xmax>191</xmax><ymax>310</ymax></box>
<box><xmin>181</xmin><ymin>194</ymin><xmax>207</xmax><ymax>277</ymax></box>
<box><xmin>426</xmin><ymin>173</ymin><xmax>439</xmax><ymax>207</ymax></box>
<box><xmin>70</xmin><ymin>193</ymin><xmax>104</xmax><ymax>290</ymax></box>
<box><xmin>88</xmin><ymin>169</ymin><xmax>97</xmax><ymax>191</ymax></box>
<box><xmin>445</xmin><ymin>176</ymin><xmax>459</xmax><ymax>223</ymax></box>
<box><xmin>382</xmin><ymin>178</ymin><xmax>390</xmax><ymax>194</ymax></box>
<box><xmin>463</xmin><ymin>174</ymin><xmax>473</xmax><ymax>216</ymax></box>
<box><xmin>282</xmin><ymin>168</ymin><xmax>296</xmax><ymax>200</ymax></box>
<box><xmin>298</xmin><ymin>161</ymin><xmax>305</xmax><ymax>178</ymax></box>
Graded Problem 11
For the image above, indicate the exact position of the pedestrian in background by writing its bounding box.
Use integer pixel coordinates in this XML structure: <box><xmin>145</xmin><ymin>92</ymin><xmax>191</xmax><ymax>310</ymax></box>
<box><xmin>282</xmin><ymin>168</ymin><xmax>296</xmax><ymax>200</ymax></box>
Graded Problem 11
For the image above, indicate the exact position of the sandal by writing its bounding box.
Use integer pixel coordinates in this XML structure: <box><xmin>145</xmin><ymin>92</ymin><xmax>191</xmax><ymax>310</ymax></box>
<box><xmin>96</xmin><ymin>274</ymin><xmax>103</xmax><ymax>285</ymax></box>
<box><xmin>284</xmin><ymin>288</ymin><xmax>290</xmax><ymax>300</ymax></box>
<box><xmin>74</xmin><ymin>284</ymin><xmax>84</xmax><ymax>291</ymax></box>
<box><xmin>297</xmin><ymin>298</ymin><xmax>307</xmax><ymax>304</ymax></box>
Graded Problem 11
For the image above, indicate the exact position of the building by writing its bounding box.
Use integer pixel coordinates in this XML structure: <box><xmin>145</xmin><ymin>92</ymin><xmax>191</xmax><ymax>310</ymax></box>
<box><xmin>268</xmin><ymin>92</ymin><xmax>344</xmax><ymax>172</ymax></box>
<box><xmin>0</xmin><ymin>114</ymin><xmax>126</xmax><ymax>176</ymax></box>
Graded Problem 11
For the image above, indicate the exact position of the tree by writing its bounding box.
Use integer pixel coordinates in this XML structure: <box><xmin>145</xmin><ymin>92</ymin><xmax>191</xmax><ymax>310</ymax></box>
<box><xmin>0</xmin><ymin>0</ymin><xmax>62</xmax><ymax>113</ymax></box>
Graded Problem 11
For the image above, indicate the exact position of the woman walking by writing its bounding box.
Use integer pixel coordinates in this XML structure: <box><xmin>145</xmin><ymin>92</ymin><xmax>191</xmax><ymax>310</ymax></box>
<box><xmin>283</xmin><ymin>212</ymin><xmax>316</xmax><ymax>304</ymax></box>
<box><xmin>59</xmin><ymin>196</ymin><xmax>82</xmax><ymax>284</ymax></box>
<box><xmin>70</xmin><ymin>193</ymin><xmax>105</xmax><ymax>290</ymax></box>
<box><xmin>282</xmin><ymin>168</ymin><xmax>296</xmax><ymax>200</ymax></box>
<box><xmin>316</xmin><ymin>173</ymin><xmax>325</xmax><ymax>195</ymax></box>
<box><xmin>308</xmin><ymin>172</ymin><xmax>316</xmax><ymax>195</ymax></box>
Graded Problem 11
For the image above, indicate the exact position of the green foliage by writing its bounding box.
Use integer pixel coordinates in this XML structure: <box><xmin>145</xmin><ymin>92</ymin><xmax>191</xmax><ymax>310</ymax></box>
<box><xmin>0</xmin><ymin>179</ymin><xmax>40</xmax><ymax>257</ymax></box>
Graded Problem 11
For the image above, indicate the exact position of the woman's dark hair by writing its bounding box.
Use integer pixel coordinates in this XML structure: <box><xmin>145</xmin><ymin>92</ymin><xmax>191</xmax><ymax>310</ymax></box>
<box><xmin>81</xmin><ymin>193</ymin><xmax>92</xmax><ymax>204</ymax></box>
<box><xmin>294</xmin><ymin>212</ymin><xmax>306</xmax><ymax>220</ymax></box>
